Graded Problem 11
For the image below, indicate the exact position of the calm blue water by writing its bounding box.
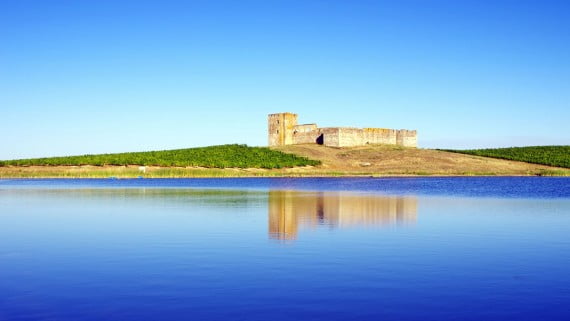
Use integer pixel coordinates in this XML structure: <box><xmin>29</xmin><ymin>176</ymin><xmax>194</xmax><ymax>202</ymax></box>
<box><xmin>1</xmin><ymin>177</ymin><xmax>569</xmax><ymax>320</ymax></box>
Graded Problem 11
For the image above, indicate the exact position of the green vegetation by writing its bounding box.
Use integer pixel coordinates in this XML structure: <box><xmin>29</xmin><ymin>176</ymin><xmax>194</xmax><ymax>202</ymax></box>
<box><xmin>442</xmin><ymin>146</ymin><xmax>570</xmax><ymax>168</ymax></box>
<box><xmin>0</xmin><ymin>144</ymin><xmax>320</xmax><ymax>169</ymax></box>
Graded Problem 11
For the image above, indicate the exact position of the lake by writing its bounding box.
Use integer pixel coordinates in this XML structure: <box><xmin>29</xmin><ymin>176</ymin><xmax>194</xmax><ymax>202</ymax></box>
<box><xmin>1</xmin><ymin>177</ymin><xmax>569</xmax><ymax>320</ymax></box>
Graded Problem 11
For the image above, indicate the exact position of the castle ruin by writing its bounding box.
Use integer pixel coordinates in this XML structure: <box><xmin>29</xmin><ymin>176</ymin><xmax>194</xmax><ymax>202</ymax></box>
<box><xmin>268</xmin><ymin>112</ymin><xmax>417</xmax><ymax>148</ymax></box>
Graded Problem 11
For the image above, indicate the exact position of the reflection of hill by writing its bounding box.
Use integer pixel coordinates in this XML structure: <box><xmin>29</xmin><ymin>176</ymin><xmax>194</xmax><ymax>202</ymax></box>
<box><xmin>0</xmin><ymin>188</ymin><xmax>266</xmax><ymax>207</ymax></box>
<box><xmin>269</xmin><ymin>191</ymin><xmax>417</xmax><ymax>240</ymax></box>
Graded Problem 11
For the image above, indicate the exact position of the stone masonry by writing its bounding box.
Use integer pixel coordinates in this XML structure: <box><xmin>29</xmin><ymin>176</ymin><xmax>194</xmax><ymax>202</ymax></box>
<box><xmin>268</xmin><ymin>112</ymin><xmax>417</xmax><ymax>148</ymax></box>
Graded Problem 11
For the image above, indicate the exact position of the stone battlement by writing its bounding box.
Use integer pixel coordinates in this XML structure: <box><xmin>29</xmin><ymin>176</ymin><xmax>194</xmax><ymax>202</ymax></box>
<box><xmin>268</xmin><ymin>112</ymin><xmax>417</xmax><ymax>147</ymax></box>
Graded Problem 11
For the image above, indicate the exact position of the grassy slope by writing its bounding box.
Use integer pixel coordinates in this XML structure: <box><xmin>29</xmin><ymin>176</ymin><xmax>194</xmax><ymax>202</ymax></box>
<box><xmin>441</xmin><ymin>146</ymin><xmax>570</xmax><ymax>168</ymax></box>
<box><xmin>0</xmin><ymin>144</ymin><xmax>320</xmax><ymax>169</ymax></box>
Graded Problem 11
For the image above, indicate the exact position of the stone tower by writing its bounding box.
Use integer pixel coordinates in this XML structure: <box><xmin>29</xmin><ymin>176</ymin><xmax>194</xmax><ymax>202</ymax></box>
<box><xmin>268</xmin><ymin>112</ymin><xmax>298</xmax><ymax>146</ymax></box>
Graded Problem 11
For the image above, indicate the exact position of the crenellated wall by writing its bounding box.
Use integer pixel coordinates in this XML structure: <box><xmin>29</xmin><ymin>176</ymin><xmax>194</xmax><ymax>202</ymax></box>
<box><xmin>320</xmin><ymin>128</ymin><xmax>340</xmax><ymax>146</ymax></box>
<box><xmin>294</xmin><ymin>124</ymin><xmax>318</xmax><ymax>133</ymax></box>
<box><xmin>268</xmin><ymin>112</ymin><xmax>417</xmax><ymax>148</ymax></box>
<box><xmin>396</xmin><ymin>129</ymin><xmax>417</xmax><ymax>147</ymax></box>
<box><xmin>363</xmin><ymin>128</ymin><xmax>397</xmax><ymax>145</ymax></box>
<box><xmin>292</xmin><ymin>129</ymin><xmax>321</xmax><ymax>144</ymax></box>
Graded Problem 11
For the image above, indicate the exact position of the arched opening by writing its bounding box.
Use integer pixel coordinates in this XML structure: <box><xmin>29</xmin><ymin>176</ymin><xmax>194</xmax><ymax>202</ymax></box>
<box><xmin>316</xmin><ymin>134</ymin><xmax>324</xmax><ymax>145</ymax></box>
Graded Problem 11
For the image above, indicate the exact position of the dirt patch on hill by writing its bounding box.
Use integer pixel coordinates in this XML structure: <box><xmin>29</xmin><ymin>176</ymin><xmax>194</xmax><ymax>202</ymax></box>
<box><xmin>273</xmin><ymin>144</ymin><xmax>569</xmax><ymax>176</ymax></box>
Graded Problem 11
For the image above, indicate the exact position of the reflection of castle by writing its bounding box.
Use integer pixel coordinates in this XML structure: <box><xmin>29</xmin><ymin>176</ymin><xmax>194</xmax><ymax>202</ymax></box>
<box><xmin>268</xmin><ymin>191</ymin><xmax>417</xmax><ymax>240</ymax></box>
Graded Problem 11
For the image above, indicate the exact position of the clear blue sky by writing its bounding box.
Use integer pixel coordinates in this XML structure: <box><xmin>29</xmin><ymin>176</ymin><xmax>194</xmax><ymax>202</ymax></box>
<box><xmin>1</xmin><ymin>0</ymin><xmax>569</xmax><ymax>159</ymax></box>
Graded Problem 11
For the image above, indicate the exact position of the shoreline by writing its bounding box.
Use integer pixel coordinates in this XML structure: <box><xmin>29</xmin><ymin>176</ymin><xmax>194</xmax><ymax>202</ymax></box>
<box><xmin>0</xmin><ymin>164</ymin><xmax>568</xmax><ymax>178</ymax></box>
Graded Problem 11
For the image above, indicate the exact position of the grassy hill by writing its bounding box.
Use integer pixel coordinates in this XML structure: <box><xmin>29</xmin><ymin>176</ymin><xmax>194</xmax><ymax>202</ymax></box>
<box><xmin>441</xmin><ymin>146</ymin><xmax>570</xmax><ymax>169</ymax></box>
<box><xmin>0</xmin><ymin>144</ymin><xmax>320</xmax><ymax>169</ymax></box>
<box><xmin>1</xmin><ymin>144</ymin><xmax>569</xmax><ymax>178</ymax></box>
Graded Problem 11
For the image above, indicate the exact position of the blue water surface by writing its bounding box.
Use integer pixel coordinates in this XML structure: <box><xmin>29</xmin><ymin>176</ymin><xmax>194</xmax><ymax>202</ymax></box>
<box><xmin>0</xmin><ymin>177</ymin><xmax>569</xmax><ymax>320</ymax></box>
<box><xmin>1</xmin><ymin>176</ymin><xmax>569</xmax><ymax>198</ymax></box>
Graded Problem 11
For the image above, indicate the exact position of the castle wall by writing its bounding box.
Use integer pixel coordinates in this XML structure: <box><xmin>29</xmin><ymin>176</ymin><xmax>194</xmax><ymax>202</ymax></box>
<box><xmin>396</xmin><ymin>129</ymin><xmax>418</xmax><ymax>147</ymax></box>
<box><xmin>291</xmin><ymin>123</ymin><xmax>320</xmax><ymax>144</ymax></box>
<box><xmin>363</xmin><ymin>128</ymin><xmax>398</xmax><ymax>145</ymax></box>
<box><xmin>320</xmin><ymin>128</ymin><xmax>341</xmax><ymax>147</ymax></box>
<box><xmin>292</xmin><ymin>130</ymin><xmax>321</xmax><ymax>144</ymax></box>
<box><xmin>294</xmin><ymin>124</ymin><xmax>317</xmax><ymax>133</ymax></box>
<box><xmin>337</xmin><ymin>128</ymin><xmax>364</xmax><ymax>147</ymax></box>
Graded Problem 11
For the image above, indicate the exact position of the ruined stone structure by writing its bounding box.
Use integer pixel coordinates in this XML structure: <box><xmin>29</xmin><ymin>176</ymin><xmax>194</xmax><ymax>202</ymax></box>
<box><xmin>268</xmin><ymin>112</ymin><xmax>417</xmax><ymax>148</ymax></box>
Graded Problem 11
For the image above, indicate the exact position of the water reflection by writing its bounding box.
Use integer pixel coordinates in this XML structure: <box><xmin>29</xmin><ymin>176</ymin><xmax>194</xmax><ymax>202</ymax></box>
<box><xmin>268</xmin><ymin>191</ymin><xmax>417</xmax><ymax>240</ymax></box>
<box><xmin>1</xmin><ymin>188</ymin><xmax>418</xmax><ymax>241</ymax></box>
